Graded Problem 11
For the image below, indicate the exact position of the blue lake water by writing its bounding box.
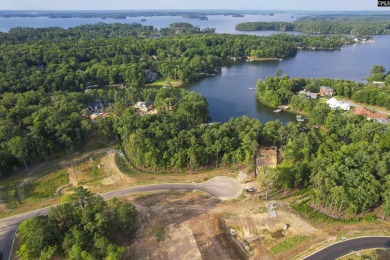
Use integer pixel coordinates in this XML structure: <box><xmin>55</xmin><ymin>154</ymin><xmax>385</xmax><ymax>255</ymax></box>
<box><xmin>1</xmin><ymin>14</ymin><xmax>389</xmax><ymax>123</ymax></box>
<box><xmin>187</xmin><ymin>35</ymin><xmax>390</xmax><ymax>123</ymax></box>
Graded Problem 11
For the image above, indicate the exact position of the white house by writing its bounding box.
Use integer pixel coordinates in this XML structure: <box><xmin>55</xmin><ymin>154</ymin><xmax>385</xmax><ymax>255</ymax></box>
<box><xmin>325</xmin><ymin>98</ymin><xmax>350</xmax><ymax>111</ymax></box>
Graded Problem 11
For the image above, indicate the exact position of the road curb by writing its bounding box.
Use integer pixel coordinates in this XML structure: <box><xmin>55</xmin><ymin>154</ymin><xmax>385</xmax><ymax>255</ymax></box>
<box><xmin>302</xmin><ymin>236</ymin><xmax>390</xmax><ymax>259</ymax></box>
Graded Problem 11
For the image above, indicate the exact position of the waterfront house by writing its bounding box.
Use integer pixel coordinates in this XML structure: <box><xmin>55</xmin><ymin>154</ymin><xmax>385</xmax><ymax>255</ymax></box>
<box><xmin>87</xmin><ymin>100</ymin><xmax>104</xmax><ymax>114</ymax></box>
<box><xmin>325</xmin><ymin>98</ymin><xmax>350</xmax><ymax>111</ymax></box>
<box><xmin>372</xmin><ymin>81</ymin><xmax>384</xmax><ymax>87</ymax></box>
<box><xmin>308</xmin><ymin>92</ymin><xmax>318</xmax><ymax>99</ymax></box>
<box><xmin>134</xmin><ymin>101</ymin><xmax>154</xmax><ymax>112</ymax></box>
<box><xmin>320</xmin><ymin>86</ymin><xmax>335</xmax><ymax>97</ymax></box>
<box><xmin>297</xmin><ymin>89</ymin><xmax>318</xmax><ymax>99</ymax></box>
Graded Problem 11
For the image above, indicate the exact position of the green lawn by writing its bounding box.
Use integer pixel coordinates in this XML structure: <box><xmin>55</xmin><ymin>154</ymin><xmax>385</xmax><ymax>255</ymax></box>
<box><xmin>0</xmin><ymin>169</ymin><xmax>69</xmax><ymax>209</ymax></box>
<box><xmin>270</xmin><ymin>236</ymin><xmax>310</xmax><ymax>254</ymax></box>
<box><xmin>145</xmin><ymin>78</ymin><xmax>182</xmax><ymax>87</ymax></box>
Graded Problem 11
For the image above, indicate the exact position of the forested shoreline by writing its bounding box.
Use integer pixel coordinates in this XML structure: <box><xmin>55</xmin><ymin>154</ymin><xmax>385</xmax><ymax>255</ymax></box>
<box><xmin>256</xmin><ymin>66</ymin><xmax>390</xmax><ymax>109</ymax></box>
<box><xmin>236</xmin><ymin>19</ymin><xmax>390</xmax><ymax>35</ymax></box>
<box><xmin>1</xmin><ymin>22</ymin><xmax>389</xmax><ymax>219</ymax></box>
<box><xmin>0</xmin><ymin>23</ymin><xmax>357</xmax><ymax>94</ymax></box>
<box><xmin>255</xmin><ymin>74</ymin><xmax>390</xmax><ymax>217</ymax></box>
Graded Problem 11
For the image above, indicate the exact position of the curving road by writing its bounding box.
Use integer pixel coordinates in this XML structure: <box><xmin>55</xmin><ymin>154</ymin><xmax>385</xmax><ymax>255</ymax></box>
<box><xmin>303</xmin><ymin>236</ymin><xmax>390</xmax><ymax>260</ymax></box>
<box><xmin>0</xmin><ymin>176</ymin><xmax>242</xmax><ymax>259</ymax></box>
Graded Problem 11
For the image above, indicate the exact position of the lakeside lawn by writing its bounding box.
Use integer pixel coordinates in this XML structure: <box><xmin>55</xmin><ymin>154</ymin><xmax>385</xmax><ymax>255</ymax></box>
<box><xmin>145</xmin><ymin>78</ymin><xmax>183</xmax><ymax>87</ymax></box>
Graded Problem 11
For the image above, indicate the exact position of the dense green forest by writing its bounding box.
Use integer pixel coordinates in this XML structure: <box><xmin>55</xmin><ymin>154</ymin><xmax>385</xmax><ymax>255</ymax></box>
<box><xmin>17</xmin><ymin>187</ymin><xmax>137</xmax><ymax>259</ymax></box>
<box><xmin>114</xmin><ymin>87</ymin><xmax>261</xmax><ymax>170</ymax></box>
<box><xmin>0</xmin><ymin>23</ymin><xmax>360</xmax><ymax>174</ymax></box>
<box><xmin>0</xmin><ymin>22</ymin><xmax>215</xmax><ymax>44</ymax></box>
<box><xmin>236</xmin><ymin>19</ymin><xmax>390</xmax><ymax>35</ymax></box>
<box><xmin>0</xmin><ymin>91</ymin><xmax>92</xmax><ymax>174</ymax></box>
<box><xmin>253</xmin><ymin>72</ymin><xmax>390</xmax><ymax>216</ymax></box>
<box><xmin>111</xmin><ymin>84</ymin><xmax>389</xmax><ymax>216</ymax></box>
<box><xmin>0</xmin><ymin>23</ymin><xmax>357</xmax><ymax>94</ymax></box>
<box><xmin>256</xmin><ymin>68</ymin><xmax>390</xmax><ymax>109</ymax></box>
<box><xmin>254</xmin><ymin>74</ymin><xmax>390</xmax><ymax>217</ymax></box>
<box><xmin>1</xmin><ymin>23</ymin><xmax>389</xmax><ymax>218</ymax></box>
<box><xmin>114</xmin><ymin>86</ymin><xmax>389</xmax><ymax>216</ymax></box>
<box><xmin>272</xmin><ymin>112</ymin><xmax>390</xmax><ymax>217</ymax></box>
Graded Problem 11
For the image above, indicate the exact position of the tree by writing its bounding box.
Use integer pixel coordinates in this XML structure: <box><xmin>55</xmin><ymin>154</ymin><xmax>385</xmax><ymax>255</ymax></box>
<box><xmin>7</xmin><ymin>136</ymin><xmax>29</xmax><ymax>169</ymax></box>
<box><xmin>71</xmin><ymin>186</ymin><xmax>93</xmax><ymax>208</ymax></box>
<box><xmin>368</xmin><ymin>65</ymin><xmax>386</xmax><ymax>82</ymax></box>
<box><xmin>275</xmin><ymin>69</ymin><xmax>283</xmax><ymax>77</ymax></box>
<box><xmin>18</xmin><ymin>190</ymin><xmax>137</xmax><ymax>259</ymax></box>
<box><xmin>370</xmin><ymin>65</ymin><xmax>385</xmax><ymax>75</ymax></box>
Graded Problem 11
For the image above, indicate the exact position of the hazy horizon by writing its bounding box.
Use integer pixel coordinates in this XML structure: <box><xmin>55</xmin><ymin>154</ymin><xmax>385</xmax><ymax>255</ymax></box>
<box><xmin>0</xmin><ymin>0</ymin><xmax>387</xmax><ymax>11</ymax></box>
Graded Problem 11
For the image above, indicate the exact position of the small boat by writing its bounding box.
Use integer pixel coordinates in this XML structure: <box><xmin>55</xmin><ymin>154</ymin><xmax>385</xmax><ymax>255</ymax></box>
<box><xmin>274</xmin><ymin>109</ymin><xmax>282</xmax><ymax>113</ymax></box>
<box><xmin>296</xmin><ymin>115</ymin><xmax>305</xmax><ymax>122</ymax></box>
<box><xmin>249</xmin><ymin>87</ymin><xmax>256</xmax><ymax>90</ymax></box>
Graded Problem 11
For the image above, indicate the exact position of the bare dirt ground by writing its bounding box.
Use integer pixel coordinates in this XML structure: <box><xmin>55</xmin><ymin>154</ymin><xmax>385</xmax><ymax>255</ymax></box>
<box><xmin>115</xmin><ymin>192</ymin><xmax>328</xmax><ymax>260</ymax></box>
<box><xmin>117</xmin><ymin>191</ymin><xmax>390</xmax><ymax>260</ymax></box>
<box><xmin>122</xmin><ymin>192</ymin><xmax>245</xmax><ymax>260</ymax></box>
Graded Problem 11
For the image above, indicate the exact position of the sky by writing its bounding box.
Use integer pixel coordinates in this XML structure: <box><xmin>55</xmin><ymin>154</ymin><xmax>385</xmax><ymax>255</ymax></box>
<box><xmin>0</xmin><ymin>0</ymin><xmax>387</xmax><ymax>11</ymax></box>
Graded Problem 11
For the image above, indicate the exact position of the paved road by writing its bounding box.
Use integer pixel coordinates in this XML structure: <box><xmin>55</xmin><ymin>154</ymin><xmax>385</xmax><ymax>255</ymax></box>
<box><xmin>0</xmin><ymin>176</ymin><xmax>242</xmax><ymax>259</ymax></box>
<box><xmin>304</xmin><ymin>236</ymin><xmax>390</xmax><ymax>260</ymax></box>
<box><xmin>340</xmin><ymin>99</ymin><xmax>390</xmax><ymax>115</ymax></box>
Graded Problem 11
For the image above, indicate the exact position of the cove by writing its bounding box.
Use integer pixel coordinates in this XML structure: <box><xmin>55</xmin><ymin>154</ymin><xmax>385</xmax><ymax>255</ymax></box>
<box><xmin>187</xmin><ymin>35</ymin><xmax>390</xmax><ymax>123</ymax></box>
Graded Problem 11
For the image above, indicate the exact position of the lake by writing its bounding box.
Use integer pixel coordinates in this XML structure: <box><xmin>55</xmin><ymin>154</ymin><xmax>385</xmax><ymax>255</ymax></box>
<box><xmin>188</xmin><ymin>35</ymin><xmax>390</xmax><ymax>123</ymax></box>
<box><xmin>0</xmin><ymin>13</ymin><xmax>297</xmax><ymax>33</ymax></box>
<box><xmin>1</xmin><ymin>14</ymin><xmax>390</xmax><ymax>124</ymax></box>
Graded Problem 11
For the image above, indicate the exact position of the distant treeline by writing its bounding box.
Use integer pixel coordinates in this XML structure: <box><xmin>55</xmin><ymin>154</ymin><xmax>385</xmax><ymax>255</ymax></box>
<box><xmin>236</xmin><ymin>20</ymin><xmax>390</xmax><ymax>35</ymax></box>
<box><xmin>297</xmin><ymin>14</ymin><xmax>390</xmax><ymax>22</ymax></box>
<box><xmin>0</xmin><ymin>10</ymin><xmax>270</xmax><ymax>18</ymax></box>
<box><xmin>0</xmin><ymin>22</ymin><xmax>214</xmax><ymax>44</ymax></box>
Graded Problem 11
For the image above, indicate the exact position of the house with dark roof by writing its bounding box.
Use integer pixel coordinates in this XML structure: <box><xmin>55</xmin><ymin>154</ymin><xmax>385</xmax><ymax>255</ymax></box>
<box><xmin>297</xmin><ymin>89</ymin><xmax>318</xmax><ymax>100</ymax></box>
<box><xmin>144</xmin><ymin>69</ymin><xmax>158</xmax><ymax>82</ymax></box>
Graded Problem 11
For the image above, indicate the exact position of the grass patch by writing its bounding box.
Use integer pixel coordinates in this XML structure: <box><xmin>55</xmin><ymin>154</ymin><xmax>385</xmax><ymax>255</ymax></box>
<box><xmin>91</xmin><ymin>167</ymin><xmax>102</xmax><ymax>178</ymax></box>
<box><xmin>31</xmin><ymin>169</ymin><xmax>69</xmax><ymax>198</ymax></box>
<box><xmin>0</xmin><ymin>170</ymin><xmax>69</xmax><ymax>208</ymax></box>
<box><xmin>145</xmin><ymin>78</ymin><xmax>182</xmax><ymax>87</ymax></box>
<box><xmin>270</xmin><ymin>236</ymin><xmax>309</xmax><ymax>254</ymax></box>
<box><xmin>154</xmin><ymin>225</ymin><xmax>166</xmax><ymax>243</ymax></box>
